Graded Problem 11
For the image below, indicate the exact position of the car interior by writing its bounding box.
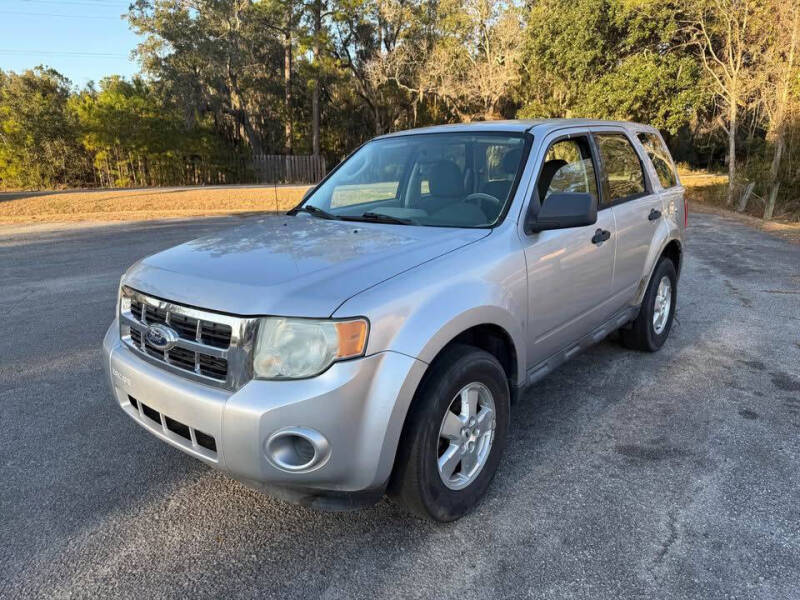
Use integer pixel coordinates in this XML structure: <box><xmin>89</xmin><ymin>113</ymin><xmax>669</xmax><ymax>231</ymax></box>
<box><xmin>311</xmin><ymin>134</ymin><xmax>530</xmax><ymax>227</ymax></box>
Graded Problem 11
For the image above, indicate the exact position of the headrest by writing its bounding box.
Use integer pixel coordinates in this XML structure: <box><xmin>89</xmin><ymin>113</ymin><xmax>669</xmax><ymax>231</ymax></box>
<box><xmin>428</xmin><ymin>160</ymin><xmax>464</xmax><ymax>197</ymax></box>
<box><xmin>538</xmin><ymin>159</ymin><xmax>568</xmax><ymax>199</ymax></box>
<box><xmin>501</xmin><ymin>148</ymin><xmax>523</xmax><ymax>175</ymax></box>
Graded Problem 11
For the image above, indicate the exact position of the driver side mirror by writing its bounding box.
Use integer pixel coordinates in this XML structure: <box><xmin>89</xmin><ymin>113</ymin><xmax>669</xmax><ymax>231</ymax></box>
<box><xmin>301</xmin><ymin>186</ymin><xmax>315</xmax><ymax>202</ymax></box>
<box><xmin>525</xmin><ymin>192</ymin><xmax>597</xmax><ymax>234</ymax></box>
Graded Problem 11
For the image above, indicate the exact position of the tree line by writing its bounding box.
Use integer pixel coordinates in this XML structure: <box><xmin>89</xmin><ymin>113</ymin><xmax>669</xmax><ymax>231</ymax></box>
<box><xmin>0</xmin><ymin>0</ymin><xmax>797</xmax><ymax>220</ymax></box>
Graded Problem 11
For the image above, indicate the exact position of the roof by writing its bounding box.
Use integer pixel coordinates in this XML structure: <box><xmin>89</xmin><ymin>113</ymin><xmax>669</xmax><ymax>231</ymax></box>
<box><xmin>374</xmin><ymin>118</ymin><xmax>656</xmax><ymax>139</ymax></box>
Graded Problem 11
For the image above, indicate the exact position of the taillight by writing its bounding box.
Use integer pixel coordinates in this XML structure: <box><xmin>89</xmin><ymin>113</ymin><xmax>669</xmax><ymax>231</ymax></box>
<box><xmin>683</xmin><ymin>196</ymin><xmax>688</xmax><ymax>228</ymax></box>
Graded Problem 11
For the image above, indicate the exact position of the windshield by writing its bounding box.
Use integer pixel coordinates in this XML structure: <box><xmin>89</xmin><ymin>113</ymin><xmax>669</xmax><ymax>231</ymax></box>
<box><xmin>300</xmin><ymin>132</ymin><xmax>528</xmax><ymax>228</ymax></box>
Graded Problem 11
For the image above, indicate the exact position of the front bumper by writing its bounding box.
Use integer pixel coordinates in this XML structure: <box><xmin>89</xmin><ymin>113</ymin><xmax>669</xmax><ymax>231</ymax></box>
<box><xmin>103</xmin><ymin>320</ymin><xmax>427</xmax><ymax>503</ymax></box>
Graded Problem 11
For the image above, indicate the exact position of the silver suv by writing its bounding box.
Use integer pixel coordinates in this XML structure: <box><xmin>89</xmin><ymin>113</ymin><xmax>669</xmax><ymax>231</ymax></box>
<box><xmin>103</xmin><ymin>119</ymin><xmax>685</xmax><ymax>521</ymax></box>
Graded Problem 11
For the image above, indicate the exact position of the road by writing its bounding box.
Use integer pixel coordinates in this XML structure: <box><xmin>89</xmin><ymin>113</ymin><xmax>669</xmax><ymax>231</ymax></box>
<box><xmin>1</xmin><ymin>212</ymin><xmax>799</xmax><ymax>599</ymax></box>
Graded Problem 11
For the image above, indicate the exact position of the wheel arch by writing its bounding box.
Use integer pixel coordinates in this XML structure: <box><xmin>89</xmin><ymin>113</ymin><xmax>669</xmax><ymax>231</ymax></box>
<box><xmin>635</xmin><ymin>236</ymin><xmax>683</xmax><ymax>304</ymax></box>
<box><xmin>438</xmin><ymin>324</ymin><xmax>518</xmax><ymax>390</ymax></box>
<box><xmin>660</xmin><ymin>238</ymin><xmax>683</xmax><ymax>276</ymax></box>
<box><xmin>385</xmin><ymin>322</ymin><xmax>518</xmax><ymax>506</ymax></box>
<box><xmin>377</xmin><ymin>316</ymin><xmax>523</xmax><ymax>490</ymax></box>
<box><xmin>413</xmin><ymin>307</ymin><xmax>525</xmax><ymax>389</ymax></box>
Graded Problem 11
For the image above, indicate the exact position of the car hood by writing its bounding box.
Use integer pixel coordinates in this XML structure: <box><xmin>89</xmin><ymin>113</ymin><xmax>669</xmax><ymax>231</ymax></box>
<box><xmin>122</xmin><ymin>215</ymin><xmax>489</xmax><ymax>317</ymax></box>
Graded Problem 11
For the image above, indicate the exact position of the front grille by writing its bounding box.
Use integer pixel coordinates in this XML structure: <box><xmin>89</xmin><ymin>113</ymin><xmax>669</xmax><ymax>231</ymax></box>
<box><xmin>169</xmin><ymin>312</ymin><xmax>200</xmax><ymax>341</ymax></box>
<box><xmin>198</xmin><ymin>354</ymin><xmax>227</xmax><ymax>379</ymax></box>
<box><xmin>119</xmin><ymin>287</ymin><xmax>256</xmax><ymax>390</ymax></box>
<box><xmin>201</xmin><ymin>321</ymin><xmax>232</xmax><ymax>349</ymax></box>
<box><xmin>168</xmin><ymin>346</ymin><xmax>195</xmax><ymax>371</ymax></box>
<box><xmin>129</xmin><ymin>395</ymin><xmax>217</xmax><ymax>456</ymax></box>
<box><xmin>130</xmin><ymin>299</ymin><xmax>232</xmax><ymax>349</ymax></box>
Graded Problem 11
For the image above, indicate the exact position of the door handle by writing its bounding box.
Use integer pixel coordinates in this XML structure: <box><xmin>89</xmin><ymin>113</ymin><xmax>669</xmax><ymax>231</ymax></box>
<box><xmin>591</xmin><ymin>229</ymin><xmax>611</xmax><ymax>245</ymax></box>
<box><xmin>648</xmin><ymin>208</ymin><xmax>662</xmax><ymax>221</ymax></box>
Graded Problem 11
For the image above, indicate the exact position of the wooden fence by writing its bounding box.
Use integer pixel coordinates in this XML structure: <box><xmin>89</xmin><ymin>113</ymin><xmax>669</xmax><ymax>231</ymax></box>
<box><xmin>251</xmin><ymin>154</ymin><xmax>327</xmax><ymax>184</ymax></box>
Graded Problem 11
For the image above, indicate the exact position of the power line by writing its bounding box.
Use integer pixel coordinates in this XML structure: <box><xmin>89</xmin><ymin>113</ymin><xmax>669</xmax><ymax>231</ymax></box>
<box><xmin>0</xmin><ymin>49</ymin><xmax>130</xmax><ymax>58</ymax></box>
<box><xmin>21</xmin><ymin>0</ymin><xmax>130</xmax><ymax>4</ymax></box>
<box><xmin>19</xmin><ymin>0</ymin><xmax>130</xmax><ymax>7</ymax></box>
<box><xmin>0</xmin><ymin>9</ymin><xmax>120</xmax><ymax>20</ymax></box>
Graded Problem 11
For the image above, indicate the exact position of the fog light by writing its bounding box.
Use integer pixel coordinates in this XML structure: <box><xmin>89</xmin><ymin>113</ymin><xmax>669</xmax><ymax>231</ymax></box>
<box><xmin>265</xmin><ymin>427</ymin><xmax>331</xmax><ymax>472</ymax></box>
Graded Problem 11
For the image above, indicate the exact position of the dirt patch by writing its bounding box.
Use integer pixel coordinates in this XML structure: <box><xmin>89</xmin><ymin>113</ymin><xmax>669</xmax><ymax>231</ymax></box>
<box><xmin>689</xmin><ymin>202</ymin><xmax>800</xmax><ymax>244</ymax></box>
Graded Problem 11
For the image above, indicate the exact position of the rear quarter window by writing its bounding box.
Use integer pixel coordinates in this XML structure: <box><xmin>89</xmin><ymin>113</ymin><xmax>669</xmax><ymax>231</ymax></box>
<box><xmin>637</xmin><ymin>132</ymin><xmax>678</xmax><ymax>189</ymax></box>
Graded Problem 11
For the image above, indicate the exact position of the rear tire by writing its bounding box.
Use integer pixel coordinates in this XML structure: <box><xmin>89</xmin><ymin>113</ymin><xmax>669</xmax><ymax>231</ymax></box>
<box><xmin>388</xmin><ymin>344</ymin><xmax>510</xmax><ymax>522</ymax></box>
<box><xmin>621</xmin><ymin>257</ymin><xmax>677</xmax><ymax>352</ymax></box>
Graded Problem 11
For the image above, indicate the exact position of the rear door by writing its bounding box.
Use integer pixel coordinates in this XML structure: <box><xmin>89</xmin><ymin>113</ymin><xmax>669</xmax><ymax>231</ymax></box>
<box><xmin>636</xmin><ymin>130</ymin><xmax>685</xmax><ymax>234</ymax></box>
<box><xmin>591</xmin><ymin>127</ymin><xmax>662</xmax><ymax>307</ymax></box>
<box><xmin>522</xmin><ymin>130</ymin><xmax>616</xmax><ymax>366</ymax></box>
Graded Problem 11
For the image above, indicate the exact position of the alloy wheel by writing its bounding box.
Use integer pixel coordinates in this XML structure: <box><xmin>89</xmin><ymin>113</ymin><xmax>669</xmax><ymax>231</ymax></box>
<box><xmin>652</xmin><ymin>275</ymin><xmax>672</xmax><ymax>335</ymax></box>
<box><xmin>437</xmin><ymin>382</ymin><xmax>496</xmax><ymax>490</ymax></box>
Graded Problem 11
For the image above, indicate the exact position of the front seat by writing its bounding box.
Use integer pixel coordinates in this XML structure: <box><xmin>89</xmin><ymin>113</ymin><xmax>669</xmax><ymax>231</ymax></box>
<box><xmin>417</xmin><ymin>160</ymin><xmax>464</xmax><ymax>213</ymax></box>
<box><xmin>537</xmin><ymin>159</ymin><xmax>567</xmax><ymax>201</ymax></box>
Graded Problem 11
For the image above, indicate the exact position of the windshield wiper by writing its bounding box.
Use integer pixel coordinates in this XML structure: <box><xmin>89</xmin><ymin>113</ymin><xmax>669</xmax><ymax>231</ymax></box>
<box><xmin>343</xmin><ymin>211</ymin><xmax>415</xmax><ymax>225</ymax></box>
<box><xmin>289</xmin><ymin>205</ymin><xmax>338</xmax><ymax>220</ymax></box>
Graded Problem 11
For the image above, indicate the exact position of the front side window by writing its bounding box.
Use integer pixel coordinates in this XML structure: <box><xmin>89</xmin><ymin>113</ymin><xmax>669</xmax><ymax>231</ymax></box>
<box><xmin>637</xmin><ymin>132</ymin><xmax>678</xmax><ymax>189</ymax></box>
<box><xmin>594</xmin><ymin>134</ymin><xmax>647</xmax><ymax>203</ymax></box>
<box><xmin>301</xmin><ymin>133</ymin><xmax>528</xmax><ymax>228</ymax></box>
<box><xmin>536</xmin><ymin>137</ymin><xmax>598</xmax><ymax>202</ymax></box>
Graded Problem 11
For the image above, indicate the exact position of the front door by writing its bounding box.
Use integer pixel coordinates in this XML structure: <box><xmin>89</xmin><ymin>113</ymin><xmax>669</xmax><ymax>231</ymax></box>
<box><xmin>522</xmin><ymin>132</ymin><xmax>616</xmax><ymax>367</ymax></box>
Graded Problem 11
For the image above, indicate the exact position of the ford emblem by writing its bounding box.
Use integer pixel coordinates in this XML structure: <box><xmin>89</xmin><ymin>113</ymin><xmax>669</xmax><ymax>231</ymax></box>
<box><xmin>144</xmin><ymin>323</ymin><xmax>180</xmax><ymax>351</ymax></box>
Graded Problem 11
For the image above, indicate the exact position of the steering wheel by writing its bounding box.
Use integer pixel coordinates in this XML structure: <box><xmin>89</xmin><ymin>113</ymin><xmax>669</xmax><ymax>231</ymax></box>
<box><xmin>463</xmin><ymin>192</ymin><xmax>501</xmax><ymax>218</ymax></box>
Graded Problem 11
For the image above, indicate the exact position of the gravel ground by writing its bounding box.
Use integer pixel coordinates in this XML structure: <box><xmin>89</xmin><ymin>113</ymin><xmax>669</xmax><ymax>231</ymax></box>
<box><xmin>1</xmin><ymin>212</ymin><xmax>799</xmax><ymax>599</ymax></box>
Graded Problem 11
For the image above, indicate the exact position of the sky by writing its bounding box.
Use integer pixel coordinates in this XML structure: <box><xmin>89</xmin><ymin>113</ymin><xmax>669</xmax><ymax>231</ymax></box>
<box><xmin>0</xmin><ymin>0</ymin><xmax>142</xmax><ymax>88</ymax></box>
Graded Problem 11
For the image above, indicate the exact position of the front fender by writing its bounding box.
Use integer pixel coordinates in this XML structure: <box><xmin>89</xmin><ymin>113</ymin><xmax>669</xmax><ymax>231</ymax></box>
<box><xmin>331</xmin><ymin>239</ymin><xmax>527</xmax><ymax>487</ymax></box>
<box><xmin>334</xmin><ymin>234</ymin><xmax>528</xmax><ymax>387</ymax></box>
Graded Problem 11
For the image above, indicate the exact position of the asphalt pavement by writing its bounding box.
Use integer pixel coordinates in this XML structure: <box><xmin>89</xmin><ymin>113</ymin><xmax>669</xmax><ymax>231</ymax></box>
<box><xmin>1</xmin><ymin>212</ymin><xmax>799</xmax><ymax>599</ymax></box>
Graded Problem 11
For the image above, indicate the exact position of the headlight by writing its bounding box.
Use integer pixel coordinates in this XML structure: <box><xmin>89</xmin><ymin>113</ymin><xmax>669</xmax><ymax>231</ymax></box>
<box><xmin>118</xmin><ymin>282</ymin><xmax>130</xmax><ymax>314</ymax></box>
<box><xmin>253</xmin><ymin>317</ymin><xmax>369</xmax><ymax>379</ymax></box>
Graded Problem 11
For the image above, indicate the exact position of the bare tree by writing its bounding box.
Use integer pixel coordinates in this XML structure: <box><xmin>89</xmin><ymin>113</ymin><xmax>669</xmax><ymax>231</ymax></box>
<box><xmin>684</xmin><ymin>0</ymin><xmax>769</xmax><ymax>205</ymax></box>
<box><xmin>763</xmin><ymin>0</ymin><xmax>799</xmax><ymax>220</ymax></box>
<box><xmin>424</xmin><ymin>0</ymin><xmax>523</xmax><ymax>121</ymax></box>
<box><xmin>369</xmin><ymin>0</ymin><xmax>523</xmax><ymax>122</ymax></box>
<box><xmin>256</xmin><ymin>0</ymin><xmax>302</xmax><ymax>154</ymax></box>
<box><xmin>310</xmin><ymin>0</ymin><xmax>323</xmax><ymax>156</ymax></box>
<box><xmin>331</xmin><ymin>0</ymin><xmax>426</xmax><ymax>135</ymax></box>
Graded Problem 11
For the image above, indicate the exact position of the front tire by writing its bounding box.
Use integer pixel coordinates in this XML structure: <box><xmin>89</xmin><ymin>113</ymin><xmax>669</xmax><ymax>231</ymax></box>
<box><xmin>389</xmin><ymin>344</ymin><xmax>510</xmax><ymax>521</ymax></box>
<box><xmin>621</xmin><ymin>257</ymin><xmax>678</xmax><ymax>352</ymax></box>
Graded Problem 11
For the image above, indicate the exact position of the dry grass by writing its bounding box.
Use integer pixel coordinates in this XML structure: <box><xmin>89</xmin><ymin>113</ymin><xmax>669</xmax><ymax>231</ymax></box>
<box><xmin>1</xmin><ymin>175</ymin><xmax>797</xmax><ymax>243</ymax></box>
<box><xmin>0</xmin><ymin>185</ymin><xmax>310</xmax><ymax>225</ymax></box>
<box><xmin>679</xmin><ymin>170</ymin><xmax>730</xmax><ymax>207</ymax></box>
<box><xmin>680</xmin><ymin>170</ymin><xmax>800</xmax><ymax>244</ymax></box>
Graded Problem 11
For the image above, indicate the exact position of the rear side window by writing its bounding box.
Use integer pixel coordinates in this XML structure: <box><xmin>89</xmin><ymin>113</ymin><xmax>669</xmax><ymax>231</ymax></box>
<box><xmin>637</xmin><ymin>132</ymin><xmax>678</xmax><ymax>189</ymax></box>
<box><xmin>594</xmin><ymin>134</ymin><xmax>646</xmax><ymax>203</ymax></box>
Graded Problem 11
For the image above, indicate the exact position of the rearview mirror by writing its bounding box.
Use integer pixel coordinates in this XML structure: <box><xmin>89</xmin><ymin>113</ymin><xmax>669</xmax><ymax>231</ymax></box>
<box><xmin>525</xmin><ymin>192</ymin><xmax>597</xmax><ymax>233</ymax></box>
